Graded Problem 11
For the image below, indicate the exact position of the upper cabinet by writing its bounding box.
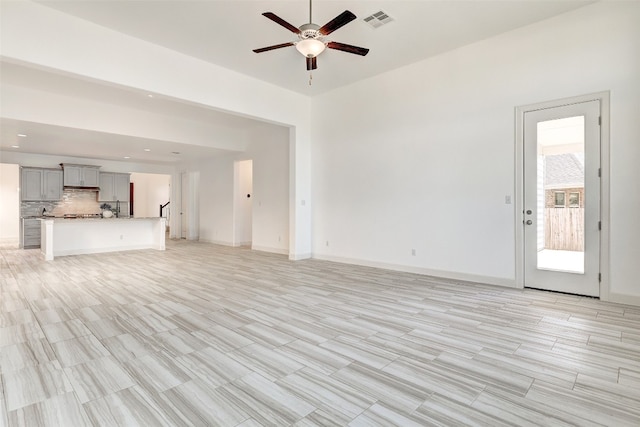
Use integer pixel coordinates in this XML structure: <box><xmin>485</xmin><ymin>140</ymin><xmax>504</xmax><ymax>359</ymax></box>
<box><xmin>21</xmin><ymin>168</ymin><xmax>63</xmax><ymax>201</ymax></box>
<box><xmin>61</xmin><ymin>164</ymin><xmax>100</xmax><ymax>187</ymax></box>
<box><xmin>43</xmin><ymin>170</ymin><xmax>63</xmax><ymax>200</ymax></box>
<box><xmin>114</xmin><ymin>174</ymin><xmax>130</xmax><ymax>202</ymax></box>
<box><xmin>98</xmin><ymin>172</ymin><xmax>130</xmax><ymax>202</ymax></box>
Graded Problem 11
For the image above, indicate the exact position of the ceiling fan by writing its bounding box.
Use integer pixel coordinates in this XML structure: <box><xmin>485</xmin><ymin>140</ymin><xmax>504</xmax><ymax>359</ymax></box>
<box><xmin>253</xmin><ymin>0</ymin><xmax>369</xmax><ymax>72</ymax></box>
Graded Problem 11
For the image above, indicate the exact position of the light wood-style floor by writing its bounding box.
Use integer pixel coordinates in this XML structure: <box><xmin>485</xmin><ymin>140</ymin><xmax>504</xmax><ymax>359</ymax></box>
<box><xmin>1</xmin><ymin>240</ymin><xmax>639</xmax><ymax>426</ymax></box>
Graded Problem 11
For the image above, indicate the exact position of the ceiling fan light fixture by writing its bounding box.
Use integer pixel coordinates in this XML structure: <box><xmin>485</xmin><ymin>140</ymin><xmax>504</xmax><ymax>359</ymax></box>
<box><xmin>296</xmin><ymin>39</ymin><xmax>326</xmax><ymax>58</ymax></box>
<box><xmin>253</xmin><ymin>3</ymin><xmax>368</xmax><ymax>72</ymax></box>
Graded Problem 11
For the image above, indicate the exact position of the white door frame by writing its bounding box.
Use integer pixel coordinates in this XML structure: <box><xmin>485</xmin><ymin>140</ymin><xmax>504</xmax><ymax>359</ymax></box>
<box><xmin>169</xmin><ymin>172</ymin><xmax>182</xmax><ymax>239</ymax></box>
<box><xmin>170</xmin><ymin>171</ymin><xmax>200</xmax><ymax>241</ymax></box>
<box><xmin>515</xmin><ymin>92</ymin><xmax>610</xmax><ymax>299</ymax></box>
<box><xmin>181</xmin><ymin>171</ymin><xmax>188</xmax><ymax>239</ymax></box>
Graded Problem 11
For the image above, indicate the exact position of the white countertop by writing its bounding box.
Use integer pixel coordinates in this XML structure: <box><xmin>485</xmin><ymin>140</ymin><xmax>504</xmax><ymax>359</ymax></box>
<box><xmin>40</xmin><ymin>217</ymin><xmax>162</xmax><ymax>222</ymax></box>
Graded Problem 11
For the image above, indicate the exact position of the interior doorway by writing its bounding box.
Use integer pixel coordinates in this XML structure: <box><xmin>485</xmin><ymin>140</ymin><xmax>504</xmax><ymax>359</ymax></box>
<box><xmin>517</xmin><ymin>96</ymin><xmax>606</xmax><ymax>297</ymax></box>
<box><xmin>129</xmin><ymin>182</ymin><xmax>134</xmax><ymax>216</ymax></box>
<box><xmin>234</xmin><ymin>160</ymin><xmax>253</xmax><ymax>247</ymax></box>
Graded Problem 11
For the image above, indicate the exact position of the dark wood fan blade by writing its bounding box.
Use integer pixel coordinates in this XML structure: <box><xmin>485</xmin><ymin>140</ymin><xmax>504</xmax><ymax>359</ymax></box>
<box><xmin>262</xmin><ymin>12</ymin><xmax>301</xmax><ymax>34</ymax></box>
<box><xmin>253</xmin><ymin>42</ymin><xmax>294</xmax><ymax>53</ymax></box>
<box><xmin>319</xmin><ymin>10</ymin><xmax>356</xmax><ymax>35</ymax></box>
<box><xmin>327</xmin><ymin>41</ymin><xmax>369</xmax><ymax>56</ymax></box>
<box><xmin>306</xmin><ymin>56</ymin><xmax>318</xmax><ymax>71</ymax></box>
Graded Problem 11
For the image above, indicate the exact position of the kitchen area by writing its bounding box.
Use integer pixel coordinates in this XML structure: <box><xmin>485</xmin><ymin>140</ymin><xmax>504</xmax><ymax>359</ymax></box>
<box><xmin>16</xmin><ymin>163</ymin><xmax>166</xmax><ymax>259</ymax></box>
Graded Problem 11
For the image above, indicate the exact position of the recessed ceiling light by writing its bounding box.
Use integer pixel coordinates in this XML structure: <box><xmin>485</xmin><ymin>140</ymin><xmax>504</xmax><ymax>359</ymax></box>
<box><xmin>11</xmin><ymin>145</ymin><xmax>20</xmax><ymax>148</ymax></box>
<box><xmin>17</xmin><ymin>133</ymin><xmax>27</xmax><ymax>137</ymax></box>
<box><xmin>147</xmin><ymin>94</ymin><xmax>154</xmax><ymax>98</ymax></box>
<box><xmin>123</xmin><ymin>156</ymin><xmax>130</xmax><ymax>159</ymax></box>
<box><xmin>144</xmin><ymin>148</ymin><xmax>151</xmax><ymax>152</ymax></box>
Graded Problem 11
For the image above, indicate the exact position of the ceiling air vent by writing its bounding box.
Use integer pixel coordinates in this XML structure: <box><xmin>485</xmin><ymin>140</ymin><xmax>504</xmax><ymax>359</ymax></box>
<box><xmin>363</xmin><ymin>10</ymin><xmax>394</xmax><ymax>29</ymax></box>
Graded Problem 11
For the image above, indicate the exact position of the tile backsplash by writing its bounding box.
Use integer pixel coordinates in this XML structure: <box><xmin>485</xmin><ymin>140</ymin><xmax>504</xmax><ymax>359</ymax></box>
<box><xmin>21</xmin><ymin>189</ymin><xmax>129</xmax><ymax>217</ymax></box>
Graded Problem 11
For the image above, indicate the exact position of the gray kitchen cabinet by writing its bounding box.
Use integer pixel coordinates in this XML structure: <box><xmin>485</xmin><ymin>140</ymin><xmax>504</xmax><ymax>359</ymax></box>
<box><xmin>114</xmin><ymin>173</ymin><xmax>130</xmax><ymax>201</ymax></box>
<box><xmin>21</xmin><ymin>218</ymin><xmax>41</xmax><ymax>248</ymax></box>
<box><xmin>21</xmin><ymin>168</ymin><xmax>63</xmax><ymax>201</ymax></box>
<box><xmin>99</xmin><ymin>173</ymin><xmax>114</xmax><ymax>202</ymax></box>
<box><xmin>22</xmin><ymin>168</ymin><xmax>43</xmax><ymax>200</ymax></box>
<box><xmin>62</xmin><ymin>164</ymin><xmax>100</xmax><ymax>187</ymax></box>
<box><xmin>99</xmin><ymin>172</ymin><xmax>130</xmax><ymax>202</ymax></box>
<box><xmin>43</xmin><ymin>170</ymin><xmax>63</xmax><ymax>200</ymax></box>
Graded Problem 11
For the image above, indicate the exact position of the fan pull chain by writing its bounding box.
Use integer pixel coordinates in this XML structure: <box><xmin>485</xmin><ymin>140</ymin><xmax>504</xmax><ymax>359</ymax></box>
<box><xmin>309</xmin><ymin>72</ymin><xmax>313</xmax><ymax>86</ymax></box>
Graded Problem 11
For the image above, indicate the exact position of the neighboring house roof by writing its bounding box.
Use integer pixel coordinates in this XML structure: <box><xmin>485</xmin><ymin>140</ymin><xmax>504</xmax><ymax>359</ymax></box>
<box><xmin>544</xmin><ymin>153</ymin><xmax>584</xmax><ymax>189</ymax></box>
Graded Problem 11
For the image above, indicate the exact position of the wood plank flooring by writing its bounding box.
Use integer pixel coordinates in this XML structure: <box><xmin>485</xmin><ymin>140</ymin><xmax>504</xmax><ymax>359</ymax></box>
<box><xmin>1</xmin><ymin>240</ymin><xmax>639</xmax><ymax>426</ymax></box>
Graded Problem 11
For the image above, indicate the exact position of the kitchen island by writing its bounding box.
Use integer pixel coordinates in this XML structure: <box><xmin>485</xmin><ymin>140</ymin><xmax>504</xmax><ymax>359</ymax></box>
<box><xmin>40</xmin><ymin>217</ymin><xmax>166</xmax><ymax>261</ymax></box>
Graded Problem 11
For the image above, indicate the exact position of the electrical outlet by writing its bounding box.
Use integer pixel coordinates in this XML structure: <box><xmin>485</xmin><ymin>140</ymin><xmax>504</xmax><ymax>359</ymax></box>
<box><xmin>411</xmin><ymin>249</ymin><xmax>416</xmax><ymax>256</ymax></box>
<box><xmin>505</xmin><ymin>195</ymin><xmax>512</xmax><ymax>204</ymax></box>
<box><xmin>326</xmin><ymin>240</ymin><xmax>329</xmax><ymax>247</ymax></box>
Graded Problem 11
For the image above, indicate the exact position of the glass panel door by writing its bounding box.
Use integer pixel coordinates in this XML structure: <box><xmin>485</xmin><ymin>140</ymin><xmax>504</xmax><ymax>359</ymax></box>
<box><xmin>523</xmin><ymin>99</ymin><xmax>600</xmax><ymax>297</ymax></box>
<box><xmin>536</xmin><ymin>116</ymin><xmax>585</xmax><ymax>274</ymax></box>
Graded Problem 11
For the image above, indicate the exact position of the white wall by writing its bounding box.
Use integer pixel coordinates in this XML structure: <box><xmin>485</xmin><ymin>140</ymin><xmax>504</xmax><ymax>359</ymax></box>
<box><xmin>311</xmin><ymin>2</ymin><xmax>640</xmax><ymax>300</ymax></box>
<box><xmin>130</xmin><ymin>173</ymin><xmax>171</xmax><ymax>218</ymax></box>
<box><xmin>194</xmin><ymin>123</ymin><xmax>289</xmax><ymax>254</ymax></box>
<box><xmin>249</xmin><ymin>126</ymin><xmax>290</xmax><ymax>254</ymax></box>
<box><xmin>0</xmin><ymin>163</ymin><xmax>20</xmax><ymax>245</ymax></box>
<box><xmin>194</xmin><ymin>155</ymin><xmax>235</xmax><ymax>245</ymax></box>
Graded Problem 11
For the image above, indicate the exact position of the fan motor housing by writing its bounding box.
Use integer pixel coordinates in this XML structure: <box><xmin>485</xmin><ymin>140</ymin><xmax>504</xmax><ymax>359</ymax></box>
<box><xmin>299</xmin><ymin>23</ymin><xmax>322</xmax><ymax>40</ymax></box>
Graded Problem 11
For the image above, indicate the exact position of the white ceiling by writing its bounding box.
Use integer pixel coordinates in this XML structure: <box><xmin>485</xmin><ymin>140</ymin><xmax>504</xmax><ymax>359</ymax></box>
<box><xmin>1</xmin><ymin>0</ymin><xmax>595</xmax><ymax>165</ymax></box>
<box><xmin>539</xmin><ymin>116</ymin><xmax>585</xmax><ymax>147</ymax></box>
<box><xmin>33</xmin><ymin>0</ymin><xmax>595</xmax><ymax>96</ymax></box>
<box><xmin>0</xmin><ymin>117</ymin><xmax>235</xmax><ymax>165</ymax></box>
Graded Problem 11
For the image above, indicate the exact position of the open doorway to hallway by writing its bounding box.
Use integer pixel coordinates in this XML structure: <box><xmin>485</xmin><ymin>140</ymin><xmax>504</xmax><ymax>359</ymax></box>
<box><xmin>129</xmin><ymin>173</ymin><xmax>171</xmax><ymax>231</ymax></box>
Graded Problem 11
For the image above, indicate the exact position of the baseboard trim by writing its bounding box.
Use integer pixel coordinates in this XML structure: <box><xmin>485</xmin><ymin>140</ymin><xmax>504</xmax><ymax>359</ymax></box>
<box><xmin>199</xmin><ymin>238</ymin><xmax>234</xmax><ymax>247</ymax></box>
<box><xmin>198</xmin><ymin>240</ymin><xmax>290</xmax><ymax>256</ymax></box>
<box><xmin>290</xmin><ymin>252</ymin><xmax>312</xmax><ymax>261</ymax></box>
<box><xmin>605</xmin><ymin>292</ymin><xmax>640</xmax><ymax>307</ymax></box>
<box><xmin>0</xmin><ymin>238</ymin><xmax>19</xmax><ymax>248</ymax></box>
<box><xmin>312</xmin><ymin>253</ymin><xmax>518</xmax><ymax>289</ymax></box>
<box><xmin>252</xmin><ymin>245</ymin><xmax>288</xmax><ymax>255</ymax></box>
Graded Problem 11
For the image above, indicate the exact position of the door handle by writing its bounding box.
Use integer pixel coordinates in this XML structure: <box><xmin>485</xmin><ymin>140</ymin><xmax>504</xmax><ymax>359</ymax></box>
<box><xmin>526</xmin><ymin>220</ymin><xmax>533</xmax><ymax>225</ymax></box>
<box><xmin>526</xmin><ymin>210</ymin><xmax>532</xmax><ymax>215</ymax></box>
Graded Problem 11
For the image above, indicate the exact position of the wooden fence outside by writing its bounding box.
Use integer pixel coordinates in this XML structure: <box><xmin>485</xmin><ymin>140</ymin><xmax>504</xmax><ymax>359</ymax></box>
<box><xmin>544</xmin><ymin>208</ymin><xmax>584</xmax><ymax>251</ymax></box>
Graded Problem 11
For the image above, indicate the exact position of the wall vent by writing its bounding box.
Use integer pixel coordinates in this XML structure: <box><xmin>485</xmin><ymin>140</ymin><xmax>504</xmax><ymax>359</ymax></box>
<box><xmin>363</xmin><ymin>10</ymin><xmax>394</xmax><ymax>28</ymax></box>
